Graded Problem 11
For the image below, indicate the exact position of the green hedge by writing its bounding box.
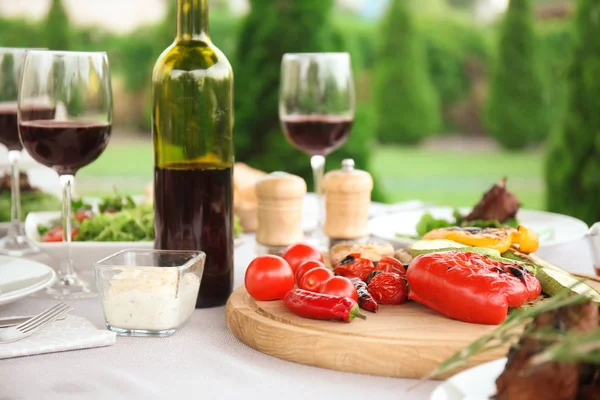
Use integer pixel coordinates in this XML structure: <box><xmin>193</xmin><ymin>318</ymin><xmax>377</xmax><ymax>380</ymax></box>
<box><xmin>546</xmin><ymin>0</ymin><xmax>600</xmax><ymax>225</ymax></box>
<box><xmin>374</xmin><ymin>0</ymin><xmax>441</xmax><ymax>144</ymax></box>
<box><xmin>485</xmin><ymin>0</ymin><xmax>549</xmax><ymax>149</ymax></box>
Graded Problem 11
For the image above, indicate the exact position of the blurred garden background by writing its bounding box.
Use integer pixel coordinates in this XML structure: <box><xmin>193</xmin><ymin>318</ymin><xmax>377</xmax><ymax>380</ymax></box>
<box><xmin>1</xmin><ymin>0</ymin><xmax>598</xmax><ymax>224</ymax></box>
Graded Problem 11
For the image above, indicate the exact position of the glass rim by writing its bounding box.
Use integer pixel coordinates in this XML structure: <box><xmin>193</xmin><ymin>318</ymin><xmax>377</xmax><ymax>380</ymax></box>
<box><xmin>25</xmin><ymin>50</ymin><xmax>108</xmax><ymax>57</ymax></box>
<box><xmin>282</xmin><ymin>52</ymin><xmax>350</xmax><ymax>59</ymax></box>
<box><xmin>0</xmin><ymin>47</ymin><xmax>47</xmax><ymax>53</ymax></box>
<box><xmin>93</xmin><ymin>249</ymin><xmax>207</xmax><ymax>271</ymax></box>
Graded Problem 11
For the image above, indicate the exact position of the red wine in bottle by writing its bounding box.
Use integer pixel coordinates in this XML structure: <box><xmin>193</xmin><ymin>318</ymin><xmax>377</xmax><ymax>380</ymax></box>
<box><xmin>152</xmin><ymin>0</ymin><xmax>234</xmax><ymax>308</ymax></box>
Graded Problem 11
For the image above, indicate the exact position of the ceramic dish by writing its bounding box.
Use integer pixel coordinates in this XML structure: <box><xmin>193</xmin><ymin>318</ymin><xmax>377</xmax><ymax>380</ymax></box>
<box><xmin>0</xmin><ymin>256</ymin><xmax>56</xmax><ymax>306</ymax></box>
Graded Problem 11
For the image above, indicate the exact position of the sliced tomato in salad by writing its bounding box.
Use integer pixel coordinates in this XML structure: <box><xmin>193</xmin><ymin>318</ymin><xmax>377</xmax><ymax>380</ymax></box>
<box><xmin>42</xmin><ymin>227</ymin><xmax>79</xmax><ymax>243</ymax></box>
<box><xmin>75</xmin><ymin>210</ymin><xmax>94</xmax><ymax>222</ymax></box>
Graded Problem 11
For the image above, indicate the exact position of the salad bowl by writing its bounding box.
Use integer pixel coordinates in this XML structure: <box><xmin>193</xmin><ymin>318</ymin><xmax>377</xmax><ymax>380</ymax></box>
<box><xmin>25</xmin><ymin>211</ymin><xmax>153</xmax><ymax>271</ymax></box>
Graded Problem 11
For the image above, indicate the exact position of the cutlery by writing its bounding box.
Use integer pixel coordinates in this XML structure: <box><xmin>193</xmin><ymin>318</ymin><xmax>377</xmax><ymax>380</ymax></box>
<box><xmin>0</xmin><ymin>302</ymin><xmax>72</xmax><ymax>343</ymax></box>
<box><xmin>0</xmin><ymin>315</ymin><xmax>67</xmax><ymax>329</ymax></box>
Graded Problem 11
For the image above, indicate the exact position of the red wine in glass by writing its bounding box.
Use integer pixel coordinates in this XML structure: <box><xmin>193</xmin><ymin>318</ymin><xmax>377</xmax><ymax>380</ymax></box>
<box><xmin>19</xmin><ymin>120</ymin><xmax>111</xmax><ymax>175</ymax></box>
<box><xmin>0</xmin><ymin>103</ymin><xmax>56</xmax><ymax>151</ymax></box>
<box><xmin>281</xmin><ymin>115</ymin><xmax>353</xmax><ymax>156</ymax></box>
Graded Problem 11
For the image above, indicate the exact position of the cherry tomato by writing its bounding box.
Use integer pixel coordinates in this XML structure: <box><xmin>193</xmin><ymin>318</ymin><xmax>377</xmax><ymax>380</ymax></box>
<box><xmin>320</xmin><ymin>276</ymin><xmax>358</xmax><ymax>301</ymax></box>
<box><xmin>245</xmin><ymin>255</ymin><xmax>294</xmax><ymax>301</ymax></box>
<box><xmin>42</xmin><ymin>227</ymin><xmax>63</xmax><ymax>242</ymax></box>
<box><xmin>367</xmin><ymin>272</ymin><xmax>408</xmax><ymax>305</ymax></box>
<box><xmin>42</xmin><ymin>227</ymin><xmax>79</xmax><ymax>242</ymax></box>
<box><xmin>299</xmin><ymin>267</ymin><xmax>334</xmax><ymax>292</ymax></box>
<box><xmin>334</xmin><ymin>254</ymin><xmax>375</xmax><ymax>281</ymax></box>
<box><xmin>282</xmin><ymin>243</ymin><xmax>324</xmax><ymax>275</ymax></box>
<box><xmin>295</xmin><ymin>260</ymin><xmax>326</xmax><ymax>283</ymax></box>
<box><xmin>375</xmin><ymin>256</ymin><xmax>407</xmax><ymax>276</ymax></box>
<box><xmin>74</xmin><ymin>210</ymin><xmax>93</xmax><ymax>222</ymax></box>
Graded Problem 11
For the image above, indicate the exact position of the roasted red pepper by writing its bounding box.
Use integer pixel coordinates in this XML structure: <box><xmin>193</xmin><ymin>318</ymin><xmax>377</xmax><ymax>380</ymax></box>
<box><xmin>406</xmin><ymin>251</ymin><xmax>542</xmax><ymax>325</ymax></box>
<box><xmin>334</xmin><ymin>253</ymin><xmax>375</xmax><ymax>281</ymax></box>
<box><xmin>375</xmin><ymin>256</ymin><xmax>407</xmax><ymax>276</ymax></box>
<box><xmin>350</xmin><ymin>278</ymin><xmax>379</xmax><ymax>313</ymax></box>
<box><xmin>367</xmin><ymin>272</ymin><xmax>408</xmax><ymax>305</ymax></box>
<box><xmin>283</xmin><ymin>288</ymin><xmax>366</xmax><ymax>323</ymax></box>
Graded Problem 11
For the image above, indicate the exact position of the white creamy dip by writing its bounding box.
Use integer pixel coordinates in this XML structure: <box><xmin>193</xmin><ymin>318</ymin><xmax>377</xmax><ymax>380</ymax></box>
<box><xmin>102</xmin><ymin>267</ymin><xmax>200</xmax><ymax>331</ymax></box>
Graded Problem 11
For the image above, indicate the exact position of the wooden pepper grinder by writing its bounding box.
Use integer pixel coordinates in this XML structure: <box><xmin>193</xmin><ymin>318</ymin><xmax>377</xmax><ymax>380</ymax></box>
<box><xmin>255</xmin><ymin>172</ymin><xmax>307</xmax><ymax>255</ymax></box>
<box><xmin>323</xmin><ymin>159</ymin><xmax>373</xmax><ymax>245</ymax></box>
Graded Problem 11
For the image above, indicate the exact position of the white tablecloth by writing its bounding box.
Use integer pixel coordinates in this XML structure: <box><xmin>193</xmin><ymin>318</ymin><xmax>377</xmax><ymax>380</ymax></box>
<box><xmin>0</xmin><ymin>234</ymin><xmax>595</xmax><ymax>400</ymax></box>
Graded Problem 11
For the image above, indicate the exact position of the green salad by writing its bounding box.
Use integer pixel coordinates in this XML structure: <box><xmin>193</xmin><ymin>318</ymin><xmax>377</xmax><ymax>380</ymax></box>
<box><xmin>37</xmin><ymin>194</ymin><xmax>244</xmax><ymax>242</ymax></box>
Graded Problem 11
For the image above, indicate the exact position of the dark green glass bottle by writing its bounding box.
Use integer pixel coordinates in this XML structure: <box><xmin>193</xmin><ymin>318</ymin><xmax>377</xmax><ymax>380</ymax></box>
<box><xmin>152</xmin><ymin>0</ymin><xmax>234</xmax><ymax>308</ymax></box>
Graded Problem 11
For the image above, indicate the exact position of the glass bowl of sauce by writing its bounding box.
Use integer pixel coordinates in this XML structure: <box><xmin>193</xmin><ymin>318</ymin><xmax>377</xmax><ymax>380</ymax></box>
<box><xmin>93</xmin><ymin>249</ymin><xmax>205</xmax><ymax>337</ymax></box>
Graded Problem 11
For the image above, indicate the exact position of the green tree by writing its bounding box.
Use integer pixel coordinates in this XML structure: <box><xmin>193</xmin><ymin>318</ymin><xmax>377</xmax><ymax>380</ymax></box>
<box><xmin>45</xmin><ymin>0</ymin><xmax>70</xmax><ymax>50</ymax></box>
<box><xmin>374</xmin><ymin>0</ymin><xmax>441</xmax><ymax>144</ymax></box>
<box><xmin>546</xmin><ymin>0</ymin><xmax>600</xmax><ymax>225</ymax></box>
<box><xmin>233</xmin><ymin>0</ymin><xmax>385</xmax><ymax>200</ymax></box>
<box><xmin>485</xmin><ymin>0</ymin><xmax>548</xmax><ymax>149</ymax></box>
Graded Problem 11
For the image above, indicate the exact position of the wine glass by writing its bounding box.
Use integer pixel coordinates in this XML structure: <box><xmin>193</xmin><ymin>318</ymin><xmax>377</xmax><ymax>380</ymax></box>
<box><xmin>0</xmin><ymin>48</ymin><xmax>48</xmax><ymax>256</ymax></box>
<box><xmin>279</xmin><ymin>53</ymin><xmax>355</xmax><ymax>244</ymax></box>
<box><xmin>19</xmin><ymin>50</ymin><xmax>113</xmax><ymax>299</ymax></box>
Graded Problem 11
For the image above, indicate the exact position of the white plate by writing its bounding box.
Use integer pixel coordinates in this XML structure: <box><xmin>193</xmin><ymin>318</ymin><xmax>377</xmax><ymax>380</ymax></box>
<box><xmin>24</xmin><ymin>211</ymin><xmax>153</xmax><ymax>270</ymax></box>
<box><xmin>0</xmin><ymin>256</ymin><xmax>56</xmax><ymax>306</ymax></box>
<box><xmin>368</xmin><ymin>206</ymin><xmax>589</xmax><ymax>248</ymax></box>
<box><xmin>25</xmin><ymin>211</ymin><xmax>246</xmax><ymax>270</ymax></box>
<box><xmin>430</xmin><ymin>358</ymin><xmax>506</xmax><ymax>400</ymax></box>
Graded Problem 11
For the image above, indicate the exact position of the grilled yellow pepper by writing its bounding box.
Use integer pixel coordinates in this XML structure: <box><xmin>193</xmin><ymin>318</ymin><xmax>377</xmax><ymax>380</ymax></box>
<box><xmin>423</xmin><ymin>225</ymin><xmax>539</xmax><ymax>254</ymax></box>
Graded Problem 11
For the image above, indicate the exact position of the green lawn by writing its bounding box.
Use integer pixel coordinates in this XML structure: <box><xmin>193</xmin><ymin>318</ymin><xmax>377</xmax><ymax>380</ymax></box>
<box><xmin>78</xmin><ymin>139</ymin><xmax>546</xmax><ymax>210</ymax></box>
<box><xmin>371</xmin><ymin>146</ymin><xmax>545</xmax><ymax>210</ymax></box>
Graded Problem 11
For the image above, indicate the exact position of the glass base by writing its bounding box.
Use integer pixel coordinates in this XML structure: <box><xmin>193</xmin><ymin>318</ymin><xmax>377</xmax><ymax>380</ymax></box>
<box><xmin>106</xmin><ymin>323</ymin><xmax>177</xmax><ymax>337</ymax></box>
<box><xmin>45</xmin><ymin>275</ymin><xmax>97</xmax><ymax>300</ymax></box>
<box><xmin>0</xmin><ymin>234</ymin><xmax>40</xmax><ymax>257</ymax></box>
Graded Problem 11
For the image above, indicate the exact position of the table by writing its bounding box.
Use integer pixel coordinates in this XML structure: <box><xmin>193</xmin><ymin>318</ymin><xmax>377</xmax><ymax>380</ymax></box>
<box><xmin>0</xmin><ymin>235</ymin><xmax>595</xmax><ymax>400</ymax></box>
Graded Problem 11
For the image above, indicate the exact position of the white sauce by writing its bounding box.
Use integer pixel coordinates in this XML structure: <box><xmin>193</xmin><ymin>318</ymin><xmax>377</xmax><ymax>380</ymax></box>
<box><xmin>102</xmin><ymin>267</ymin><xmax>200</xmax><ymax>331</ymax></box>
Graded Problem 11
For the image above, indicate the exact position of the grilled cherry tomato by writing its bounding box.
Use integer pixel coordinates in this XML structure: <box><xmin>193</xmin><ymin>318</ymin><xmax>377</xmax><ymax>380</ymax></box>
<box><xmin>282</xmin><ymin>243</ymin><xmax>324</xmax><ymax>275</ymax></box>
<box><xmin>42</xmin><ymin>227</ymin><xmax>79</xmax><ymax>242</ymax></box>
<box><xmin>295</xmin><ymin>260</ymin><xmax>326</xmax><ymax>283</ymax></box>
<box><xmin>334</xmin><ymin>253</ymin><xmax>375</xmax><ymax>281</ymax></box>
<box><xmin>245</xmin><ymin>255</ymin><xmax>294</xmax><ymax>301</ymax></box>
<box><xmin>367</xmin><ymin>272</ymin><xmax>408</xmax><ymax>305</ymax></box>
<box><xmin>320</xmin><ymin>276</ymin><xmax>358</xmax><ymax>301</ymax></box>
<box><xmin>299</xmin><ymin>267</ymin><xmax>334</xmax><ymax>292</ymax></box>
<box><xmin>375</xmin><ymin>256</ymin><xmax>407</xmax><ymax>276</ymax></box>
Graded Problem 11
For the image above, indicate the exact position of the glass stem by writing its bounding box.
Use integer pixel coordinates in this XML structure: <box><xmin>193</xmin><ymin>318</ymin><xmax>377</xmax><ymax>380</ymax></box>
<box><xmin>310</xmin><ymin>155</ymin><xmax>326</xmax><ymax>236</ymax></box>
<box><xmin>59</xmin><ymin>174</ymin><xmax>76</xmax><ymax>283</ymax></box>
<box><xmin>7</xmin><ymin>150</ymin><xmax>23</xmax><ymax>238</ymax></box>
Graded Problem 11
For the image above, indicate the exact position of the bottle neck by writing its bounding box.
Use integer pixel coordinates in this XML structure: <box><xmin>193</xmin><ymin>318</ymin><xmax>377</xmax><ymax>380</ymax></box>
<box><xmin>177</xmin><ymin>0</ymin><xmax>208</xmax><ymax>40</ymax></box>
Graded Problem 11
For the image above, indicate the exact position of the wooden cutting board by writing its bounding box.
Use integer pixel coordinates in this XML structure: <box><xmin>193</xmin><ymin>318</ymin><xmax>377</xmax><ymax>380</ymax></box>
<box><xmin>226</xmin><ymin>274</ymin><xmax>600</xmax><ymax>380</ymax></box>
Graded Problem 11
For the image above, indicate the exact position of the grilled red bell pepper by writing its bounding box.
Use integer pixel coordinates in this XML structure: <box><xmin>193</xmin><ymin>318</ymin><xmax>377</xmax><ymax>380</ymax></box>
<box><xmin>283</xmin><ymin>288</ymin><xmax>366</xmax><ymax>323</ymax></box>
<box><xmin>406</xmin><ymin>251</ymin><xmax>541</xmax><ymax>325</ymax></box>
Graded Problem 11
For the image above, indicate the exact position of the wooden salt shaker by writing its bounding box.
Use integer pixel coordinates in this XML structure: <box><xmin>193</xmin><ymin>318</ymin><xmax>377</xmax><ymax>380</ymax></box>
<box><xmin>255</xmin><ymin>172</ymin><xmax>307</xmax><ymax>255</ymax></box>
<box><xmin>323</xmin><ymin>159</ymin><xmax>373</xmax><ymax>242</ymax></box>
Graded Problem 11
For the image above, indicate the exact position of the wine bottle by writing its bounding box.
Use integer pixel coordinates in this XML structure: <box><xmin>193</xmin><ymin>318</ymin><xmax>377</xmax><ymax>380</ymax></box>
<box><xmin>152</xmin><ymin>0</ymin><xmax>234</xmax><ymax>308</ymax></box>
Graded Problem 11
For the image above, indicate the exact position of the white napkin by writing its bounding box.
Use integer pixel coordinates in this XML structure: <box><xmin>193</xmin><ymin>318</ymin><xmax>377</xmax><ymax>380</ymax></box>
<box><xmin>0</xmin><ymin>315</ymin><xmax>116</xmax><ymax>359</ymax></box>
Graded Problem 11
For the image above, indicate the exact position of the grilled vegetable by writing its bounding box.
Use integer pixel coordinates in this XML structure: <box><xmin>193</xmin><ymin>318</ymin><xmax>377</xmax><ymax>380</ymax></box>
<box><xmin>367</xmin><ymin>272</ymin><xmax>408</xmax><ymax>305</ymax></box>
<box><xmin>422</xmin><ymin>225</ymin><xmax>539</xmax><ymax>254</ymax></box>
<box><xmin>350</xmin><ymin>278</ymin><xmax>379</xmax><ymax>313</ymax></box>
<box><xmin>407</xmin><ymin>251</ymin><xmax>542</xmax><ymax>325</ymax></box>
<box><xmin>374</xmin><ymin>256</ymin><xmax>407</xmax><ymax>276</ymax></box>
<box><xmin>334</xmin><ymin>254</ymin><xmax>375</xmax><ymax>281</ymax></box>
<box><xmin>283</xmin><ymin>288</ymin><xmax>366</xmax><ymax>323</ymax></box>
<box><xmin>329</xmin><ymin>241</ymin><xmax>394</xmax><ymax>266</ymax></box>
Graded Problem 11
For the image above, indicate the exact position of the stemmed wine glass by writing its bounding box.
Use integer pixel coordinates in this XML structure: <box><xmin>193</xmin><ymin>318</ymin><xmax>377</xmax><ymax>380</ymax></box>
<box><xmin>279</xmin><ymin>53</ymin><xmax>355</xmax><ymax>245</ymax></box>
<box><xmin>19</xmin><ymin>51</ymin><xmax>113</xmax><ymax>299</ymax></box>
<box><xmin>0</xmin><ymin>48</ymin><xmax>48</xmax><ymax>256</ymax></box>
